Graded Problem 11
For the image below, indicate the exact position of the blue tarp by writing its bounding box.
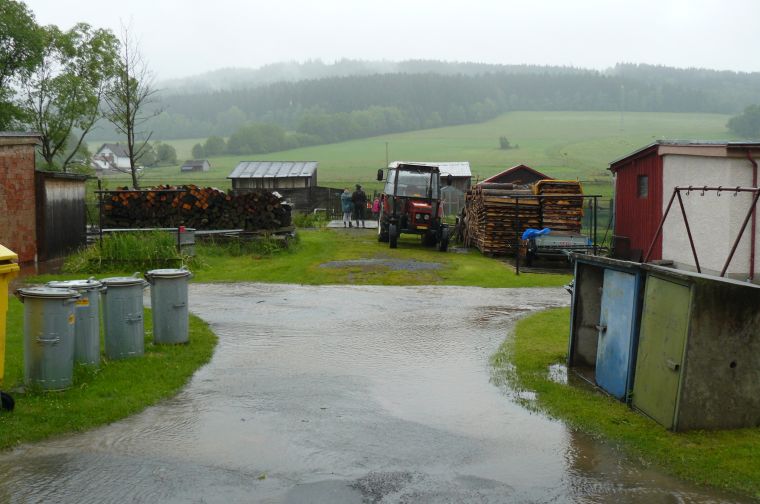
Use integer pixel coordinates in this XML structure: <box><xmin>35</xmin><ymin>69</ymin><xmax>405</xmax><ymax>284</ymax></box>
<box><xmin>521</xmin><ymin>228</ymin><xmax>552</xmax><ymax>240</ymax></box>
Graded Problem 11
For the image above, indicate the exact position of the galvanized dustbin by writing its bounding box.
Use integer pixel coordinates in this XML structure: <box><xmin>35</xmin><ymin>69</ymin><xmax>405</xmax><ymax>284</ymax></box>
<box><xmin>47</xmin><ymin>279</ymin><xmax>103</xmax><ymax>366</ymax></box>
<box><xmin>101</xmin><ymin>275</ymin><xmax>148</xmax><ymax>360</ymax></box>
<box><xmin>16</xmin><ymin>287</ymin><xmax>80</xmax><ymax>391</ymax></box>
<box><xmin>145</xmin><ymin>268</ymin><xmax>191</xmax><ymax>344</ymax></box>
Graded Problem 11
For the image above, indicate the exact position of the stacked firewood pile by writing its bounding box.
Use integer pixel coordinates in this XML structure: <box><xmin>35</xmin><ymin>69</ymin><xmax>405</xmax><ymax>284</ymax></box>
<box><xmin>463</xmin><ymin>183</ymin><xmax>541</xmax><ymax>255</ymax></box>
<box><xmin>463</xmin><ymin>179</ymin><xmax>585</xmax><ymax>255</ymax></box>
<box><xmin>535</xmin><ymin>180</ymin><xmax>583</xmax><ymax>233</ymax></box>
<box><xmin>102</xmin><ymin>185</ymin><xmax>292</xmax><ymax>230</ymax></box>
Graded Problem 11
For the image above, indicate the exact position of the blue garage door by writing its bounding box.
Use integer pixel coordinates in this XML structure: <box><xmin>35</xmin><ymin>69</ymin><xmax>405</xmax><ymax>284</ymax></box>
<box><xmin>595</xmin><ymin>269</ymin><xmax>637</xmax><ymax>400</ymax></box>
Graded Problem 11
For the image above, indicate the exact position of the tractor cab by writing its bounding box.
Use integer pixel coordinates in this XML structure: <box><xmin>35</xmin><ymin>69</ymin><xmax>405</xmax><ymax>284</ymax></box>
<box><xmin>376</xmin><ymin>163</ymin><xmax>451</xmax><ymax>251</ymax></box>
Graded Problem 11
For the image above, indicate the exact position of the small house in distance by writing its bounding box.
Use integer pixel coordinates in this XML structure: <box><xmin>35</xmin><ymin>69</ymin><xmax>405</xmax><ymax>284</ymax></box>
<box><xmin>228</xmin><ymin>161</ymin><xmax>318</xmax><ymax>191</ymax></box>
<box><xmin>92</xmin><ymin>143</ymin><xmax>131</xmax><ymax>173</ymax></box>
<box><xmin>180</xmin><ymin>159</ymin><xmax>211</xmax><ymax>172</ymax></box>
<box><xmin>481</xmin><ymin>164</ymin><xmax>552</xmax><ymax>187</ymax></box>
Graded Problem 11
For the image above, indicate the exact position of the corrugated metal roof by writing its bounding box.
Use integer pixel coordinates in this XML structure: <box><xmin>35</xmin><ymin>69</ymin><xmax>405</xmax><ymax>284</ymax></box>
<box><xmin>227</xmin><ymin>161</ymin><xmax>318</xmax><ymax>179</ymax></box>
<box><xmin>389</xmin><ymin>161</ymin><xmax>471</xmax><ymax>178</ymax></box>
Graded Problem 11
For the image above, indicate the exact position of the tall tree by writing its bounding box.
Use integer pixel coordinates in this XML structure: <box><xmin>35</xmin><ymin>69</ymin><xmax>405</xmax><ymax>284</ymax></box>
<box><xmin>104</xmin><ymin>24</ymin><xmax>159</xmax><ymax>188</ymax></box>
<box><xmin>23</xmin><ymin>23</ymin><xmax>118</xmax><ymax>171</ymax></box>
<box><xmin>0</xmin><ymin>0</ymin><xmax>45</xmax><ymax>129</ymax></box>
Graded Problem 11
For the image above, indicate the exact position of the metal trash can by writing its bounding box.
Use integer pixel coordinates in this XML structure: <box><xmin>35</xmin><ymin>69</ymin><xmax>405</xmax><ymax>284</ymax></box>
<box><xmin>47</xmin><ymin>279</ymin><xmax>103</xmax><ymax>366</ymax></box>
<box><xmin>145</xmin><ymin>268</ymin><xmax>192</xmax><ymax>344</ymax></box>
<box><xmin>101</xmin><ymin>275</ymin><xmax>148</xmax><ymax>360</ymax></box>
<box><xmin>15</xmin><ymin>287</ymin><xmax>80</xmax><ymax>391</ymax></box>
<box><xmin>0</xmin><ymin>244</ymin><xmax>20</xmax><ymax>386</ymax></box>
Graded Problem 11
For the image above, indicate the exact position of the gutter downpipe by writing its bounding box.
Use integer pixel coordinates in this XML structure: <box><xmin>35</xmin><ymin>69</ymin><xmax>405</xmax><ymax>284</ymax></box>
<box><xmin>749</xmin><ymin>150</ymin><xmax>758</xmax><ymax>282</ymax></box>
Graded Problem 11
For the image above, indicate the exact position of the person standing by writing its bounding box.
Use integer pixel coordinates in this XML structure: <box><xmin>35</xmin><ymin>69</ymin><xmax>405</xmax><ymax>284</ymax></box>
<box><xmin>371</xmin><ymin>196</ymin><xmax>380</xmax><ymax>219</ymax></box>
<box><xmin>352</xmin><ymin>184</ymin><xmax>367</xmax><ymax>228</ymax></box>
<box><xmin>340</xmin><ymin>188</ymin><xmax>353</xmax><ymax>227</ymax></box>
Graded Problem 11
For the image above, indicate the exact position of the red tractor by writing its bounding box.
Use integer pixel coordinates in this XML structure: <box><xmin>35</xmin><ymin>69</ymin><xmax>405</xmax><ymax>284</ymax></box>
<box><xmin>376</xmin><ymin>163</ymin><xmax>451</xmax><ymax>251</ymax></box>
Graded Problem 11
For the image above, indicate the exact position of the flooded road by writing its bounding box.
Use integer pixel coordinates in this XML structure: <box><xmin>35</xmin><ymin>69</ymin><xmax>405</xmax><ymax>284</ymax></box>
<box><xmin>0</xmin><ymin>283</ymin><xmax>747</xmax><ymax>503</ymax></box>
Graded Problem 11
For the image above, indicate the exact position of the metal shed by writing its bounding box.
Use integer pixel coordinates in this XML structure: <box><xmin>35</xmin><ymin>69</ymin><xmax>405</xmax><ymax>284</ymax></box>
<box><xmin>568</xmin><ymin>254</ymin><xmax>646</xmax><ymax>402</ymax></box>
<box><xmin>633</xmin><ymin>264</ymin><xmax>760</xmax><ymax>431</ymax></box>
<box><xmin>228</xmin><ymin>161</ymin><xmax>318</xmax><ymax>191</ymax></box>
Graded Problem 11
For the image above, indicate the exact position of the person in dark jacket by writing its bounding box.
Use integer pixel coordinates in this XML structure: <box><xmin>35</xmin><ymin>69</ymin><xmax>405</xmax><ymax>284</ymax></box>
<box><xmin>352</xmin><ymin>184</ymin><xmax>367</xmax><ymax>228</ymax></box>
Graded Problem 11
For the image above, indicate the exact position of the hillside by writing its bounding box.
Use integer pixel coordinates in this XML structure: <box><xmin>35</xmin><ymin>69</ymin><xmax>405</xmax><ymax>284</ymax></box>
<box><xmin>100</xmin><ymin>110</ymin><xmax>734</xmax><ymax>196</ymax></box>
<box><xmin>89</xmin><ymin>61</ymin><xmax>760</xmax><ymax>142</ymax></box>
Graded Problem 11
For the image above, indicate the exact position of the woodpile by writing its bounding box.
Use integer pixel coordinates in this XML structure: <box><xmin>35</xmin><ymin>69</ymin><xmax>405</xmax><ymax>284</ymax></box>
<box><xmin>535</xmin><ymin>180</ymin><xmax>583</xmax><ymax>233</ymax></box>
<box><xmin>102</xmin><ymin>185</ymin><xmax>292</xmax><ymax>230</ymax></box>
<box><xmin>463</xmin><ymin>179</ymin><xmax>584</xmax><ymax>255</ymax></box>
<box><xmin>464</xmin><ymin>183</ymin><xmax>540</xmax><ymax>255</ymax></box>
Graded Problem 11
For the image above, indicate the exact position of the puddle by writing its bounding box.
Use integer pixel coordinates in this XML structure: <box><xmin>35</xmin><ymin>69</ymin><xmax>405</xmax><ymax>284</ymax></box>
<box><xmin>0</xmin><ymin>283</ymin><xmax>750</xmax><ymax>503</ymax></box>
<box><xmin>548</xmin><ymin>363</ymin><xmax>568</xmax><ymax>384</ymax></box>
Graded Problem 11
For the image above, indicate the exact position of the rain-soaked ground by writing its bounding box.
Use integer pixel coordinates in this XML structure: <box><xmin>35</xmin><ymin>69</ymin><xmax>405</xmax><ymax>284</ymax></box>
<box><xmin>0</xmin><ymin>283</ymin><xmax>749</xmax><ymax>503</ymax></box>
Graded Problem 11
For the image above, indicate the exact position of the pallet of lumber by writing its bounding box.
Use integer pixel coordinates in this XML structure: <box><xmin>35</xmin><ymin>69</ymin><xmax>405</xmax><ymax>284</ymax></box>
<box><xmin>464</xmin><ymin>183</ymin><xmax>540</xmax><ymax>255</ymax></box>
<box><xmin>102</xmin><ymin>185</ymin><xmax>292</xmax><ymax>231</ymax></box>
<box><xmin>534</xmin><ymin>180</ymin><xmax>583</xmax><ymax>233</ymax></box>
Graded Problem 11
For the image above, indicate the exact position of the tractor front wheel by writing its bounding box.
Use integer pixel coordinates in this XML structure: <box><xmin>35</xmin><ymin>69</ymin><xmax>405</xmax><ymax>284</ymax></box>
<box><xmin>389</xmin><ymin>224</ymin><xmax>398</xmax><ymax>249</ymax></box>
<box><xmin>377</xmin><ymin>217</ymin><xmax>389</xmax><ymax>242</ymax></box>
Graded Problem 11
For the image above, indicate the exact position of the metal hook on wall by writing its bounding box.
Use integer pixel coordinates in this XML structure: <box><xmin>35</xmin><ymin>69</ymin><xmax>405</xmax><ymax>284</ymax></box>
<box><xmin>734</xmin><ymin>186</ymin><xmax>741</xmax><ymax>196</ymax></box>
<box><xmin>717</xmin><ymin>186</ymin><xmax>722</xmax><ymax>197</ymax></box>
<box><xmin>700</xmin><ymin>186</ymin><xmax>706</xmax><ymax>196</ymax></box>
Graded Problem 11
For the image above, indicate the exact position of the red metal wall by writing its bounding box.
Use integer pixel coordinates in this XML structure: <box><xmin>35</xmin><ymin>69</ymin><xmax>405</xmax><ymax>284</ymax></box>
<box><xmin>612</xmin><ymin>150</ymin><xmax>663</xmax><ymax>260</ymax></box>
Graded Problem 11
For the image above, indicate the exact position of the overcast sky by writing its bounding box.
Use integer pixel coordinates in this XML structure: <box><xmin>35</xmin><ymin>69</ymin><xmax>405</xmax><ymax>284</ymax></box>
<box><xmin>23</xmin><ymin>0</ymin><xmax>760</xmax><ymax>80</ymax></box>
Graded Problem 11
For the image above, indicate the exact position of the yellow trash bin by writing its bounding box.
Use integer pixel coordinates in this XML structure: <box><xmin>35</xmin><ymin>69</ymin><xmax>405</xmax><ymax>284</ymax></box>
<box><xmin>0</xmin><ymin>244</ymin><xmax>20</xmax><ymax>384</ymax></box>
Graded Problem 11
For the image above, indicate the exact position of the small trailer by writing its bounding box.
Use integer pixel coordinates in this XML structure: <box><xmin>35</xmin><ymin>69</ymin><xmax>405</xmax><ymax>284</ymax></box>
<box><xmin>524</xmin><ymin>230</ymin><xmax>593</xmax><ymax>266</ymax></box>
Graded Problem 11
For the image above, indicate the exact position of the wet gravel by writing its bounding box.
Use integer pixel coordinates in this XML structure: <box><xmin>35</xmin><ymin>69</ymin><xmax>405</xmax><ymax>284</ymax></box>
<box><xmin>0</xmin><ymin>283</ymin><xmax>750</xmax><ymax>503</ymax></box>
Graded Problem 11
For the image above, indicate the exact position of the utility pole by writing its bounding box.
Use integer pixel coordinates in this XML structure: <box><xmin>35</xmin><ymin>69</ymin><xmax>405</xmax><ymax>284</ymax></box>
<box><xmin>385</xmin><ymin>141</ymin><xmax>389</xmax><ymax>167</ymax></box>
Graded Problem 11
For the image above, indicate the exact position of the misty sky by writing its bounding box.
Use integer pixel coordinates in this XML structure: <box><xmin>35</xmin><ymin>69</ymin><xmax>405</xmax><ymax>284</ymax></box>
<box><xmin>23</xmin><ymin>0</ymin><xmax>760</xmax><ymax>80</ymax></box>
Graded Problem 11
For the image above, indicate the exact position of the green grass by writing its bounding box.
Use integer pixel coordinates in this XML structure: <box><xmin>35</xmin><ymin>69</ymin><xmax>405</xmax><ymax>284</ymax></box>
<box><xmin>191</xmin><ymin>229</ymin><xmax>569</xmax><ymax>287</ymax></box>
<box><xmin>0</xmin><ymin>300</ymin><xmax>217</xmax><ymax>449</ymax></box>
<box><xmin>493</xmin><ymin>308</ymin><xmax>760</xmax><ymax>499</ymax></box>
<box><xmin>64</xmin><ymin>231</ymin><xmax>190</xmax><ymax>273</ymax></box>
<box><xmin>92</xmin><ymin>111</ymin><xmax>734</xmax><ymax>192</ymax></box>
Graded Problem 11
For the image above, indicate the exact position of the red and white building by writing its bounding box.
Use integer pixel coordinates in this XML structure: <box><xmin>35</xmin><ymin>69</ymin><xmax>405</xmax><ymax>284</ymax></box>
<box><xmin>610</xmin><ymin>141</ymin><xmax>760</xmax><ymax>281</ymax></box>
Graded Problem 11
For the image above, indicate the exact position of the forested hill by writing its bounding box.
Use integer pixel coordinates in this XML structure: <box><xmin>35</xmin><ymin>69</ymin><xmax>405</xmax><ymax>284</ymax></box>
<box><xmin>92</xmin><ymin>61</ymin><xmax>760</xmax><ymax>142</ymax></box>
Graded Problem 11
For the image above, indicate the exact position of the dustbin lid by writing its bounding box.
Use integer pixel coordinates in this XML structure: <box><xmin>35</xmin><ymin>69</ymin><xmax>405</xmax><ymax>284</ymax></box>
<box><xmin>0</xmin><ymin>244</ymin><xmax>19</xmax><ymax>274</ymax></box>
<box><xmin>146</xmin><ymin>268</ymin><xmax>191</xmax><ymax>279</ymax></box>
<box><xmin>47</xmin><ymin>279</ymin><xmax>103</xmax><ymax>291</ymax></box>
<box><xmin>16</xmin><ymin>286</ymin><xmax>80</xmax><ymax>299</ymax></box>
<box><xmin>0</xmin><ymin>244</ymin><xmax>17</xmax><ymax>263</ymax></box>
<box><xmin>101</xmin><ymin>276</ymin><xmax>148</xmax><ymax>287</ymax></box>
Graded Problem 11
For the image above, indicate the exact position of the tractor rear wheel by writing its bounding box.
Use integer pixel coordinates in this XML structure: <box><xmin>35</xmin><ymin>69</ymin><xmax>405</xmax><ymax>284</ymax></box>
<box><xmin>437</xmin><ymin>227</ymin><xmax>450</xmax><ymax>252</ymax></box>
<box><xmin>389</xmin><ymin>224</ymin><xmax>398</xmax><ymax>249</ymax></box>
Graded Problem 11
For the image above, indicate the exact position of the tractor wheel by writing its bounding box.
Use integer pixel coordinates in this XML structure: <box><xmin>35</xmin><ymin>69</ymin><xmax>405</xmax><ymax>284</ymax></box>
<box><xmin>437</xmin><ymin>227</ymin><xmax>450</xmax><ymax>252</ymax></box>
<box><xmin>421</xmin><ymin>231</ymin><xmax>436</xmax><ymax>247</ymax></box>
<box><xmin>389</xmin><ymin>224</ymin><xmax>398</xmax><ymax>249</ymax></box>
<box><xmin>377</xmin><ymin>217</ymin><xmax>389</xmax><ymax>242</ymax></box>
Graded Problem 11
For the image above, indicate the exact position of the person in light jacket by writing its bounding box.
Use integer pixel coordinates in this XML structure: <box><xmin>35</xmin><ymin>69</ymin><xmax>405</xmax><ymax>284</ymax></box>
<box><xmin>340</xmin><ymin>188</ymin><xmax>353</xmax><ymax>227</ymax></box>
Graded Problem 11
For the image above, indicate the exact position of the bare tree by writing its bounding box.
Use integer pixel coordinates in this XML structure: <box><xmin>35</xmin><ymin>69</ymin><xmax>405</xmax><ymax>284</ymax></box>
<box><xmin>104</xmin><ymin>24</ymin><xmax>160</xmax><ymax>188</ymax></box>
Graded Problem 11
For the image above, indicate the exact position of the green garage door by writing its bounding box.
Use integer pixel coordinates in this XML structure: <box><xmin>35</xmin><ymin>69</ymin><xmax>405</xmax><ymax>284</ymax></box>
<box><xmin>632</xmin><ymin>276</ymin><xmax>690</xmax><ymax>429</ymax></box>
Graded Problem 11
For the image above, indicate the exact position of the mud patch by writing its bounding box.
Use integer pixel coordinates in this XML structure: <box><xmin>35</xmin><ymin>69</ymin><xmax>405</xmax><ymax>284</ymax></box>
<box><xmin>320</xmin><ymin>259</ymin><xmax>442</xmax><ymax>271</ymax></box>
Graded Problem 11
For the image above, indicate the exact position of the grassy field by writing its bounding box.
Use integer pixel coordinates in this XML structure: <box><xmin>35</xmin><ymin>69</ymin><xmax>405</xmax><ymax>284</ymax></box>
<box><xmin>56</xmin><ymin>229</ymin><xmax>571</xmax><ymax>288</ymax></box>
<box><xmin>92</xmin><ymin>111</ymin><xmax>734</xmax><ymax>195</ymax></box>
<box><xmin>493</xmin><ymin>308</ymin><xmax>760</xmax><ymax>500</ymax></box>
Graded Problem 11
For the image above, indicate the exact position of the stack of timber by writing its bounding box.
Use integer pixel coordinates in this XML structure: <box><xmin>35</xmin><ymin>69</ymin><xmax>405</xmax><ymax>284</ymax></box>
<box><xmin>535</xmin><ymin>180</ymin><xmax>584</xmax><ymax>232</ymax></box>
<box><xmin>102</xmin><ymin>185</ymin><xmax>292</xmax><ymax>230</ymax></box>
<box><xmin>464</xmin><ymin>183</ymin><xmax>541</xmax><ymax>255</ymax></box>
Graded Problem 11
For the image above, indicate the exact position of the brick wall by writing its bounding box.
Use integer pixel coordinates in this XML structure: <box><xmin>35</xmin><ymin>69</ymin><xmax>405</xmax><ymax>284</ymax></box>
<box><xmin>0</xmin><ymin>138</ymin><xmax>38</xmax><ymax>263</ymax></box>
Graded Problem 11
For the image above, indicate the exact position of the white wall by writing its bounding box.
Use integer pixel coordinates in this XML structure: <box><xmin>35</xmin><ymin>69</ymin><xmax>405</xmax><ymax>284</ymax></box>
<box><xmin>661</xmin><ymin>155</ymin><xmax>758</xmax><ymax>278</ymax></box>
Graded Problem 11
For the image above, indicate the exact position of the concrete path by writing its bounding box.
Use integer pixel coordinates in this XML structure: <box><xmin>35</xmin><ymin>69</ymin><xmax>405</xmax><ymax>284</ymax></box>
<box><xmin>0</xmin><ymin>284</ymin><xmax>747</xmax><ymax>503</ymax></box>
<box><xmin>326</xmin><ymin>219</ymin><xmax>378</xmax><ymax>229</ymax></box>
